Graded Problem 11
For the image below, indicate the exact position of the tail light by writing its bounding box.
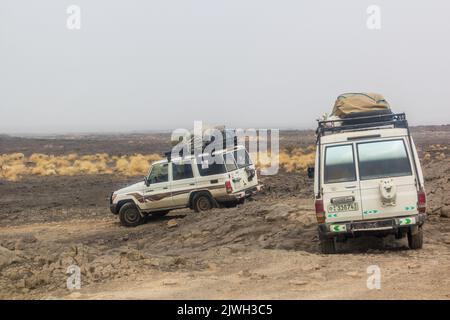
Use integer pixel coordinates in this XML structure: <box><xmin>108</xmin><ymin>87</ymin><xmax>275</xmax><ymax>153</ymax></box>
<box><xmin>417</xmin><ymin>190</ymin><xmax>426</xmax><ymax>213</ymax></box>
<box><xmin>315</xmin><ymin>199</ymin><xmax>326</xmax><ymax>223</ymax></box>
<box><xmin>225</xmin><ymin>181</ymin><xmax>233</xmax><ymax>194</ymax></box>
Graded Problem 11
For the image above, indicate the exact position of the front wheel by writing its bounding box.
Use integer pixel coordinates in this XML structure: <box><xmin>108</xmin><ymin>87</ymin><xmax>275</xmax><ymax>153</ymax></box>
<box><xmin>408</xmin><ymin>226</ymin><xmax>423</xmax><ymax>249</ymax></box>
<box><xmin>119</xmin><ymin>203</ymin><xmax>143</xmax><ymax>227</ymax></box>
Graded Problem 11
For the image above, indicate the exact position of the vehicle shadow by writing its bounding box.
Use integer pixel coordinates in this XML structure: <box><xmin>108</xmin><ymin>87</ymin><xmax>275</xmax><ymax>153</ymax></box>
<box><xmin>334</xmin><ymin>235</ymin><xmax>410</xmax><ymax>254</ymax></box>
<box><xmin>143</xmin><ymin>214</ymin><xmax>187</xmax><ymax>224</ymax></box>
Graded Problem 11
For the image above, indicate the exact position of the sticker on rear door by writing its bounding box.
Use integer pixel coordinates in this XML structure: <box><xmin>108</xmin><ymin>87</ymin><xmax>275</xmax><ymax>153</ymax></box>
<box><xmin>327</xmin><ymin>202</ymin><xmax>358</xmax><ymax>213</ymax></box>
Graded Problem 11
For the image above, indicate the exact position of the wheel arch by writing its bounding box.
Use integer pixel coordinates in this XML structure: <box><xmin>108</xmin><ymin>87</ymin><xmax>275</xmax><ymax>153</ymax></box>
<box><xmin>188</xmin><ymin>190</ymin><xmax>215</xmax><ymax>209</ymax></box>
<box><xmin>116</xmin><ymin>198</ymin><xmax>143</xmax><ymax>216</ymax></box>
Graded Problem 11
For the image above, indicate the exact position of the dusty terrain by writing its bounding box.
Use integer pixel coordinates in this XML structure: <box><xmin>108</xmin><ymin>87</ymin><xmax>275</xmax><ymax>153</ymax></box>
<box><xmin>1</xmin><ymin>127</ymin><xmax>450</xmax><ymax>300</ymax></box>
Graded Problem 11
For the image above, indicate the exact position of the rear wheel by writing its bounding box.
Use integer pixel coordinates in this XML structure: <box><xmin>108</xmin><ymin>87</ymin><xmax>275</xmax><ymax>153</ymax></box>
<box><xmin>119</xmin><ymin>203</ymin><xmax>143</xmax><ymax>227</ymax></box>
<box><xmin>408</xmin><ymin>226</ymin><xmax>423</xmax><ymax>249</ymax></box>
<box><xmin>320</xmin><ymin>237</ymin><xmax>336</xmax><ymax>254</ymax></box>
<box><xmin>193</xmin><ymin>194</ymin><xmax>213</xmax><ymax>212</ymax></box>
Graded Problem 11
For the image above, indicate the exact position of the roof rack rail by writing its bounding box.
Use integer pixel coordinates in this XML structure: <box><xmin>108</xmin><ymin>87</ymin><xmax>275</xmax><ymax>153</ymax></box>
<box><xmin>316</xmin><ymin>112</ymin><xmax>408</xmax><ymax>137</ymax></box>
<box><xmin>164</xmin><ymin>130</ymin><xmax>239</xmax><ymax>161</ymax></box>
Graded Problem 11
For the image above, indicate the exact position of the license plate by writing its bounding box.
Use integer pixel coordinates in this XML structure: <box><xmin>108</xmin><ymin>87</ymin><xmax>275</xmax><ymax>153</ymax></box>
<box><xmin>352</xmin><ymin>219</ymin><xmax>393</xmax><ymax>231</ymax></box>
<box><xmin>327</xmin><ymin>202</ymin><xmax>358</xmax><ymax>213</ymax></box>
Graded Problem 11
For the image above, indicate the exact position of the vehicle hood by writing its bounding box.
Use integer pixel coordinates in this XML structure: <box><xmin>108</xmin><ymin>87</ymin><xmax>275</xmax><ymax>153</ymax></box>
<box><xmin>114</xmin><ymin>181</ymin><xmax>145</xmax><ymax>195</ymax></box>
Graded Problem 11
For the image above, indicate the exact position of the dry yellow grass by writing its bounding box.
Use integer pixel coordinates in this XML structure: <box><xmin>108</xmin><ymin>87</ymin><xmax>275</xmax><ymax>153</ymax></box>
<box><xmin>0</xmin><ymin>147</ymin><xmax>316</xmax><ymax>181</ymax></box>
<box><xmin>0</xmin><ymin>153</ymin><xmax>162</xmax><ymax>181</ymax></box>
<box><xmin>253</xmin><ymin>146</ymin><xmax>316</xmax><ymax>173</ymax></box>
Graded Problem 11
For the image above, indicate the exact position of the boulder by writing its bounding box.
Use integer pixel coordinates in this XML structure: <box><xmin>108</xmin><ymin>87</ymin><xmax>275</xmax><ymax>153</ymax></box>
<box><xmin>440</xmin><ymin>206</ymin><xmax>450</xmax><ymax>218</ymax></box>
<box><xmin>167</xmin><ymin>219</ymin><xmax>178</xmax><ymax>228</ymax></box>
<box><xmin>0</xmin><ymin>246</ymin><xmax>16</xmax><ymax>269</ymax></box>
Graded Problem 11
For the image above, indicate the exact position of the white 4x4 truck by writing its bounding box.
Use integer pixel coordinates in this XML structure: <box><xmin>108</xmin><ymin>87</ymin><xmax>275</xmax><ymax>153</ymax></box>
<box><xmin>310</xmin><ymin>112</ymin><xmax>426</xmax><ymax>253</ymax></box>
<box><xmin>110</xmin><ymin>145</ymin><xmax>261</xmax><ymax>227</ymax></box>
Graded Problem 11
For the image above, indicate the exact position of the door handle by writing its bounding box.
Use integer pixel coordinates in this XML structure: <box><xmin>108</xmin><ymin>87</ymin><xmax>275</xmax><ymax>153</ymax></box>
<box><xmin>189</xmin><ymin>183</ymin><xmax>195</xmax><ymax>186</ymax></box>
<box><xmin>163</xmin><ymin>187</ymin><xmax>168</xmax><ymax>190</ymax></box>
<box><xmin>345</xmin><ymin>185</ymin><xmax>357</xmax><ymax>189</ymax></box>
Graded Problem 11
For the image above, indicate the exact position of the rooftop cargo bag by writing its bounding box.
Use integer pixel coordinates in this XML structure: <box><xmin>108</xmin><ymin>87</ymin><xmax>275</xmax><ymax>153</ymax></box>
<box><xmin>331</xmin><ymin>93</ymin><xmax>393</xmax><ymax>125</ymax></box>
<box><xmin>332</xmin><ymin>93</ymin><xmax>391</xmax><ymax>117</ymax></box>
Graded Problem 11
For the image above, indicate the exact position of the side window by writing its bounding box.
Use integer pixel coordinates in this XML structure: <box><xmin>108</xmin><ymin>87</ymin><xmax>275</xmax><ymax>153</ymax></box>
<box><xmin>148</xmin><ymin>163</ymin><xmax>169</xmax><ymax>184</ymax></box>
<box><xmin>234</xmin><ymin>149</ymin><xmax>252</xmax><ymax>169</ymax></box>
<box><xmin>224</xmin><ymin>152</ymin><xmax>237</xmax><ymax>172</ymax></box>
<box><xmin>196</xmin><ymin>155</ymin><xmax>227</xmax><ymax>176</ymax></box>
<box><xmin>324</xmin><ymin>144</ymin><xmax>356</xmax><ymax>184</ymax></box>
<box><xmin>172</xmin><ymin>162</ymin><xmax>194</xmax><ymax>181</ymax></box>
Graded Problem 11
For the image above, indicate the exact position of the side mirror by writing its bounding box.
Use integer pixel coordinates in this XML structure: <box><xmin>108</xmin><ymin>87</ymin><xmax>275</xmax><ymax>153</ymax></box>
<box><xmin>307</xmin><ymin>167</ymin><xmax>315</xmax><ymax>179</ymax></box>
<box><xmin>144</xmin><ymin>176</ymin><xmax>150</xmax><ymax>186</ymax></box>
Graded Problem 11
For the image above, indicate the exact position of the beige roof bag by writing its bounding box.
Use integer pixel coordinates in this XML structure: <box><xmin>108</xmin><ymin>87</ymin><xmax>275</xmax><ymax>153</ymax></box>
<box><xmin>331</xmin><ymin>93</ymin><xmax>391</xmax><ymax>118</ymax></box>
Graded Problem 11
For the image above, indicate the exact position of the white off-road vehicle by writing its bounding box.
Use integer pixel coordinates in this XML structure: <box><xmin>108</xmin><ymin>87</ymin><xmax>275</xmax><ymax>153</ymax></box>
<box><xmin>110</xmin><ymin>145</ymin><xmax>261</xmax><ymax>227</ymax></box>
<box><xmin>309</xmin><ymin>111</ymin><xmax>426</xmax><ymax>253</ymax></box>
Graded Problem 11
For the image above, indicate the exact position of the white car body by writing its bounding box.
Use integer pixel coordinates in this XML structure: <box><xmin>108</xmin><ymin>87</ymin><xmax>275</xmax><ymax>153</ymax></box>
<box><xmin>312</xmin><ymin>114</ymin><xmax>427</xmax><ymax>252</ymax></box>
<box><xmin>110</xmin><ymin>145</ymin><xmax>261</xmax><ymax>221</ymax></box>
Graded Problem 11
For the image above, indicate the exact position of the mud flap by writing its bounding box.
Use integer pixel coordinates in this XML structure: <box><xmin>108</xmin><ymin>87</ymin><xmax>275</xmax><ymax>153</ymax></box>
<box><xmin>409</xmin><ymin>225</ymin><xmax>419</xmax><ymax>235</ymax></box>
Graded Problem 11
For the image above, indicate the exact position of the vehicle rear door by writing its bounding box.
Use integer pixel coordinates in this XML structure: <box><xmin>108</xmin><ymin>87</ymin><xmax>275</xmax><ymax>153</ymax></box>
<box><xmin>229</xmin><ymin>149</ymin><xmax>258</xmax><ymax>192</ymax></box>
<box><xmin>356</xmin><ymin>138</ymin><xmax>418</xmax><ymax>220</ymax></box>
<box><xmin>322</xmin><ymin>143</ymin><xmax>363</xmax><ymax>223</ymax></box>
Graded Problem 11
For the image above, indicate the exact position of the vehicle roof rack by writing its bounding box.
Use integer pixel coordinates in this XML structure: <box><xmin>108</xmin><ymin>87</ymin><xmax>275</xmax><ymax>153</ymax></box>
<box><xmin>164</xmin><ymin>129</ymin><xmax>239</xmax><ymax>161</ymax></box>
<box><xmin>316</xmin><ymin>112</ymin><xmax>408</xmax><ymax>137</ymax></box>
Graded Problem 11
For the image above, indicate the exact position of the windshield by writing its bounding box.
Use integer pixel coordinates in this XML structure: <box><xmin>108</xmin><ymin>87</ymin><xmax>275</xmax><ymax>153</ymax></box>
<box><xmin>357</xmin><ymin>139</ymin><xmax>412</xmax><ymax>180</ymax></box>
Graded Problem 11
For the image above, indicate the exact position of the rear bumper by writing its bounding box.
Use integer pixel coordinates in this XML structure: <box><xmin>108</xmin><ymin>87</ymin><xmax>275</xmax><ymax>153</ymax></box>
<box><xmin>216</xmin><ymin>185</ymin><xmax>263</xmax><ymax>202</ymax></box>
<box><xmin>234</xmin><ymin>184</ymin><xmax>263</xmax><ymax>199</ymax></box>
<box><xmin>318</xmin><ymin>213</ymin><xmax>427</xmax><ymax>239</ymax></box>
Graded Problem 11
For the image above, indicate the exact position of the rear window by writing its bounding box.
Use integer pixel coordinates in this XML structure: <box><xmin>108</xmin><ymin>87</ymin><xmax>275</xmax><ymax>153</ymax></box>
<box><xmin>234</xmin><ymin>149</ymin><xmax>252</xmax><ymax>169</ymax></box>
<box><xmin>224</xmin><ymin>152</ymin><xmax>238</xmax><ymax>172</ymax></box>
<box><xmin>324</xmin><ymin>144</ymin><xmax>356</xmax><ymax>184</ymax></box>
<box><xmin>196</xmin><ymin>155</ymin><xmax>227</xmax><ymax>176</ymax></box>
<box><xmin>357</xmin><ymin>139</ymin><xmax>412</xmax><ymax>180</ymax></box>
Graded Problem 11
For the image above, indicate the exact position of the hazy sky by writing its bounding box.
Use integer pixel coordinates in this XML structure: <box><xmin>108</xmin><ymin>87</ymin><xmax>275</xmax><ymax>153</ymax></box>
<box><xmin>1</xmin><ymin>0</ymin><xmax>449</xmax><ymax>133</ymax></box>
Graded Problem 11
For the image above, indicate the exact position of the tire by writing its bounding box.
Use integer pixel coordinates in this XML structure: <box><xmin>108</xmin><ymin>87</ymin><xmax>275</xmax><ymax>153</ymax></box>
<box><xmin>408</xmin><ymin>226</ymin><xmax>423</xmax><ymax>249</ymax></box>
<box><xmin>320</xmin><ymin>237</ymin><xmax>336</xmax><ymax>254</ymax></box>
<box><xmin>193</xmin><ymin>193</ymin><xmax>213</xmax><ymax>212</ymax></box>
<box><xmin>151</xmin><ymin>210</ymin><xmax>169</xmax><ymax>217</ymax></box>
<box><xmin>119</xmin><ymin>202</ymin><xmax>143</xmax><ymax>227</ymax></box>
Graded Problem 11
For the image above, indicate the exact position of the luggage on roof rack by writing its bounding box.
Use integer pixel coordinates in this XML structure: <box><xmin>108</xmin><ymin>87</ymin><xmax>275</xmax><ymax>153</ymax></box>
<box><xmin>331</xmin><ymin>93</ymin><xmax>391</xmax><ymax>118</ymax></box>
<box><xmin>165</xmin><ymin>128</ymin><xmax>239</xmax><ymax>161</ymax></box>
<box><xmin>341</xmin><ymin>109</ymin><xmax>394</xmax><ymax>125</ymax></box>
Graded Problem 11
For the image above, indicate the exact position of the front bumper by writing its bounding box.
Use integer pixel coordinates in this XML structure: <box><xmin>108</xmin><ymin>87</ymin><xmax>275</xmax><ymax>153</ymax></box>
<box><xmin>318</xmin><ymin>213</ymin><xmax>427</xmax><ymax>239</ymax></box>
<box><xmin>110</xmin><ymin>203</ymin><xmax>118</xmax><ymax>214</ymax></box>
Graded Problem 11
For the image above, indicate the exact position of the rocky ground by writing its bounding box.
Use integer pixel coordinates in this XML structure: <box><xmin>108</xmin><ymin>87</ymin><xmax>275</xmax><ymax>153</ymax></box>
<box><xmin>0</xmin><ymin>128</ymin><xmax>449</xmax><ymax>299</ymax></box>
